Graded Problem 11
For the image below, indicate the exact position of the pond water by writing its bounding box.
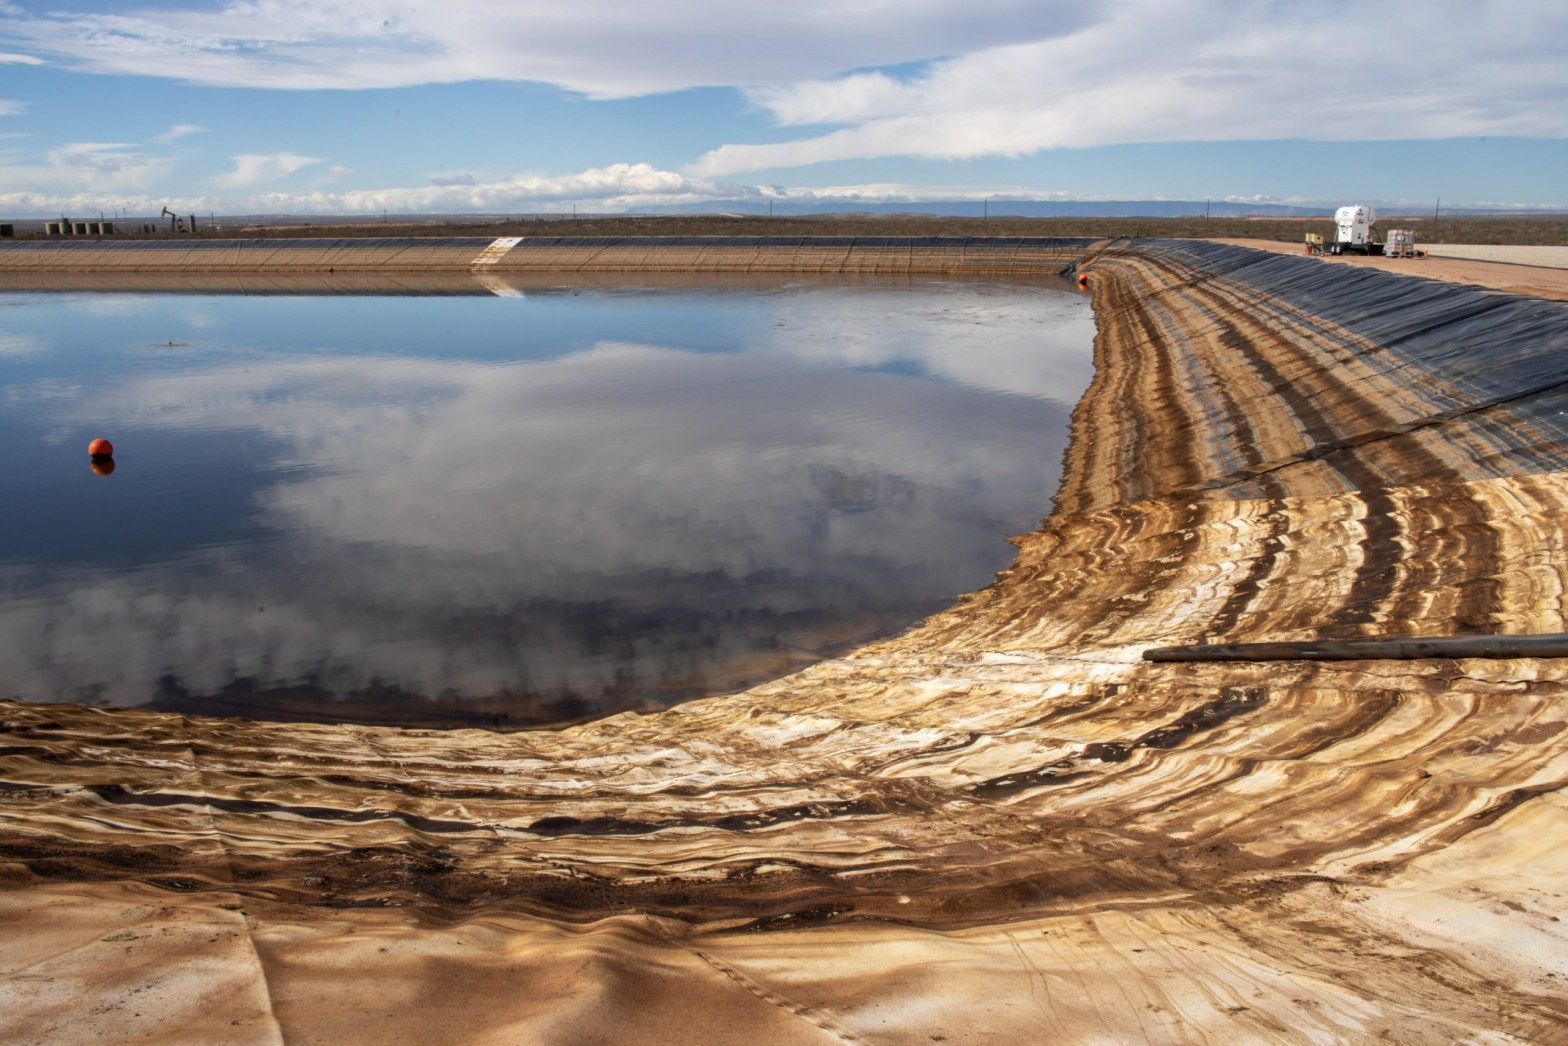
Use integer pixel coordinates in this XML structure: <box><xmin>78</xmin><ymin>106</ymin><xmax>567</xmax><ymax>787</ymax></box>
<box><xmin>0</xmin><ymin>273</ymin><xmax>1095</xmax><ymax>728</ymax></box>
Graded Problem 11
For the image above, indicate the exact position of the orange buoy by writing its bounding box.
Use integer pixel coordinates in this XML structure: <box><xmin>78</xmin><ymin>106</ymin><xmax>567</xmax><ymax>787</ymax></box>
<box><xmin>1077</xmin><ymin>273</ymin><xmax>1089</xmax><ymax>289</ymax></box>
<box><xmin>88</xmin><ymin>437</ymin><xmax>114</xmax><ymax>458</ymax></box>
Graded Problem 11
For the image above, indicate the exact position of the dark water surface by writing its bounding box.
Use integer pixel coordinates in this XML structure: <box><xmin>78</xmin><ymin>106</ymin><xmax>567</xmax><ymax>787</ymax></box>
<box><xmin>0</xmin><ymin>274</ymin><xmax>1094</xmax><ymax>727</ymax></box>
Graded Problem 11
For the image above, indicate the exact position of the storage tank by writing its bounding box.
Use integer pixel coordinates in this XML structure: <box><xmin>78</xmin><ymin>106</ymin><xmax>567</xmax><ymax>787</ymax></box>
<box><xmin>1330</xmin><ymin>205</ymin><xmax>1382</xmax><ymax>254</ymax></box>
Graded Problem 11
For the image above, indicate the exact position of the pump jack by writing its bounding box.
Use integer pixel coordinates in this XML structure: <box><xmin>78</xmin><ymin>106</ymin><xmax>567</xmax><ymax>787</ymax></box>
<box><xmin>160</xmin><ymin>206</ymin><xmax>185</xmax><ymax>233</ymax></box>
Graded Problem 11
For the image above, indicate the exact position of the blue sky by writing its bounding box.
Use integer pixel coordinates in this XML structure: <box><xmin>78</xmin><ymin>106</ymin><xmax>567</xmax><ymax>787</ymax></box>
<box><xmin>0</xmin><ymin>0</ymin><xmax>1565</xmax><ymax>216</ymax></box>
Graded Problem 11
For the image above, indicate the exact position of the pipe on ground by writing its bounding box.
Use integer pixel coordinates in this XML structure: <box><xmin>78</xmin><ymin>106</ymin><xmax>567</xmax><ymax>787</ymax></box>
<box><xmin>1143</xmin><ymin>633</ymin><xmax>1568</xmax><ymax>662</ymax></box>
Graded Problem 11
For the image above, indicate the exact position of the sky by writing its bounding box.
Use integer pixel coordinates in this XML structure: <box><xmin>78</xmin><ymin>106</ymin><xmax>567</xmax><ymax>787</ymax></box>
<box><xmin>0</xmin><ymin>0</ymin><xmax>1565</xmax><ymax>217</ymax></box>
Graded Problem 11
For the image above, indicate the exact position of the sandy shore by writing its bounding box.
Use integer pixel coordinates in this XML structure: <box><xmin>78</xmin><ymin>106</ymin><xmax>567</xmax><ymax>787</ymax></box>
<box><xmin>3</xmin><ymin>237</ymin><xmax>1568</xmax><ymax>1043</ymax></box>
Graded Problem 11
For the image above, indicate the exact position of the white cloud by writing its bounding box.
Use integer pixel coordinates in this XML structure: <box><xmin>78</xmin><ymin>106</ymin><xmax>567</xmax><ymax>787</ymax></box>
<box><xmin>0</xmin><ymin>155</ymin><xmax>753</xmax><ymax>215</ymax></box>
<box><xmin>214</xmin><ymin>151</ymin><xmax>320</xmax><ymax>188</ymax></box>
<box><xmin>327</xmin><ymin>164</ymin><xmax>352</xmax><ymax>176</ymax></box>
<box><xmin>694</xmin><ymin>0</ymin><xmax>1568</xmax><ymax>174</ymax></box>
<box><xmin>156</xmin><ymin>123</ymin><xmax>205</xmax><ymax>143</ymax></box>
<box><xmin>0</xmin><ymin>0</ymin><xmax>1089</xmax><ymax>97</ymax></box>
<box><xmin>221</xmin><ymin>166</ymin><xmax>1119</xmax><ymax>216</ymax></box>
<box><xmin>229</xmin><ymin>162</ymin><xmax>731</xmax><ymax>213</ymax></box>
<box><xmin>0</xmin><ymin>128</ymin><xmax>186</xmax><ymax>200</ymax></box>
<box><xmin>0</xmin><ymin>0</ymin><xmax>1560</xmax><ymax>193</ymax></box>
<box><xmin>0</xmin><ymin>50</ymin><xmax>39</xmax><ymax>63</ymax></box>
<box><xmin>0</xmin><ymin>99</ymin><xmax>24</xmax><ymax>115</ymax></box>
<box><xmin>0</xmin><ymin>163</ymin><xmax>1374</xmax><ymax>217</ymax></box>
<box><xmin>0</xmin><ymin>141</ymin><xmax>173</xmax><ymax>194</ymax></box>
<box><xmin>0</xmin><ymin>164</ymin><xmax>1050</xmax><ymax>216</ymax></box>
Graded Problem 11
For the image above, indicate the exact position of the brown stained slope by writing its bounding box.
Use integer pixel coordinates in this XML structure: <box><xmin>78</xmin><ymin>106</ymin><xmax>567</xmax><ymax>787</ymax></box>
<box><xmin>3</xmin><ymin>239</ymin><xmax>1568</xmax><ymax>1044</ymax></box>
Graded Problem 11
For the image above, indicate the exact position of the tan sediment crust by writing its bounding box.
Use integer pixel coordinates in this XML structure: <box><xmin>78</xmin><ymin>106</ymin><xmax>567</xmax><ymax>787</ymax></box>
<box><xmin>4</xmin><ymin>239</ymin><xmax>1568</xmax><ymax>1043</ymax></box>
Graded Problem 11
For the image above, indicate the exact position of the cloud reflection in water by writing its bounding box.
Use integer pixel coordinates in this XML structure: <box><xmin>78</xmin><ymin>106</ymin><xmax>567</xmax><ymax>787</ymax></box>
<box><xmin>0</xmin><ymin>281</ymin><xmax>1092</xmax><ymax>725</ymax></box>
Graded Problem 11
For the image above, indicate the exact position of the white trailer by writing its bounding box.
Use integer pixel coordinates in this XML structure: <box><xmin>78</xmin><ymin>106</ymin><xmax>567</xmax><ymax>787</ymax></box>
<box><xmin>1327</xmin><ymin>204</ymin><xmax>1384</xmax><ymax>255</ymax></box>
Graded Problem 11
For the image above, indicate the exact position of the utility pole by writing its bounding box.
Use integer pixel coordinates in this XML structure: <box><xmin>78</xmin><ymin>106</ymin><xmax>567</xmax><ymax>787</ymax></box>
<box><xmin>983</xmin><ymin>198</ymin><xmax>988</xmax><ymax>220</ymax></box>
<box><xmin>1205</xmin><ymin>198</ymin><xmax>1210</xmax><ymax>219</ymax></box>
<box><xmin>1434</xmin><ymin>196</ymin><xmax>1441</xmax><ymax>223</ymax></box>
